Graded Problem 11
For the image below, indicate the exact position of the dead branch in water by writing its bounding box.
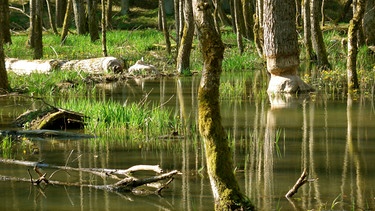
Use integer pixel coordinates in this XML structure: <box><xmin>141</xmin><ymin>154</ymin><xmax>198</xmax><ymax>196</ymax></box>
<box><xmin>0</xmin><ymin>158</ymin><xmax>181</xmax><ymax>195</ymax></box>
<box><xmin>285</xmin><ymin>169</ymin><xmax>309</xmax><ymax>198</ymax></box>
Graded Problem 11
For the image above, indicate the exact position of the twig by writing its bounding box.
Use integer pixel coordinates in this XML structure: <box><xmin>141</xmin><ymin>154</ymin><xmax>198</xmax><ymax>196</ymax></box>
<box><xmin>285</xmin><ymin>169</ymin><xmax>308</xmax><ymax>198</ymax></box>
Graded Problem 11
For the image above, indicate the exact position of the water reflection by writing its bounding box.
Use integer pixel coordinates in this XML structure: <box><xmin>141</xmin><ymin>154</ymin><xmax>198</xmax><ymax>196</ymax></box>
<box><xmin>1</xmin><ymin>77</ymin><xmax>375</xmax><ymax>210</ymax></box>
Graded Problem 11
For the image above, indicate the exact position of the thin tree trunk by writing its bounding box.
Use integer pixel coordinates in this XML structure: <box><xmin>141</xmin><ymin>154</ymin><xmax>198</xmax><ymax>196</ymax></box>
<box><xmin>72</xmin><ymin>0</ymin><xmax>87</xmax><ymax>34</ymax></box>
<box><xmin>234</xmin><ymin>0</ymin><xmax>244</xmax><ymax>54</ymax></box>
<box><xmin>33</xmin><ymin>0</ymin><xmax>43</xmax><ymax>59</ymax></box>
<box><xmin>120</xmin><ymin>0</ymin><xmax>129</xmax><ymax>15</ymax></box>
<box><xmin>1</xmin><ymin>0</ymin><xmax>12</xmax><ymax>44</ymax></box>
<box><xmin>310</xmin><ymin>0</ymin><xmax>330</xmax><ymax>69</ymax></box>
<box><xmin>159</xmin><ymin>0</ymin><xmax>171</xmax><ymax>55</ymax></box>
<box><xmin>174</xmin><ymin>0</ymin><xmax>181</xmax><ymax>48</ymax></box>
<box><xmin>193</xmin><ymin>0</ymin><xmax>254</xmax><ymax>209</ymax></box>
<box><xmin>46</xmin><ymin>0</ymin><xmax>59</xmax><ymax>34</ymax></box>
<box><xmin>88</xmin><ymin>0</ymin><xmax>100</xmax><ymax>42</ymax></box>
<box><xmin>303</xmin><ymin>0</ymin><xmax>315</xmax><ymax>60</ymax></box>
<box><xmin>28</xmin><ymin>0</ymin><xmax>36</xmax><ymax>48</ymax></box>
<box><xmin>254</xmin><ymin>0</ymin><xmax>264</xmax><ymax>57</ymax></box>
<box><xmin>56</xmin><ymin>0</ymin><xmax>67</xmax><ymax>27</ymax></box>
<box><xmin>363</xmin><ymin>0</ymin><xmax>375</xmax><ymax>46</ymax></box>
<box><xmin>0</xmin><ymin>4</ymin><xmax>10</xmax><ymax>93</ymax></box>
<box><xmin>102</xmin><ymin>0</ymin><xmax>108</xmax><ymax>57</ymax></box>
<box><xmin>242</xmin><ymin>0</ymin><xmax>254</xmax><ymax>40</ymax></box>
<box><xmin>106</xmin><ymin>0</ymin><xmax>112</xmax><ymax>29</ymax></box>
<box><xmin>61</xmin><ymin>0</ymin><xmax>73</xmax><ymax>44</ymax></box>
<box><xmin>176</xmin><ymin>0</ymin><xmax>194</xmax><ymax>75</ymax></box>
<box><xmin>347</xmin><ymin>0</ymin><xmax>365</xmax><ymax>91</ymax></box>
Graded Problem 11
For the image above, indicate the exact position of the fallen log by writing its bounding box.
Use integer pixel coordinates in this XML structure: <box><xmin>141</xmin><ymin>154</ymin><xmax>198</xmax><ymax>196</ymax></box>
<box><xmin>0</xmin><ymin>158</ymin><xmax>181</xmax><ymax>194</ymax></box>
<box><xmin>5</xmin><ymin>57</ymin><xmax>124</xmax><ymax>75</ymax></box>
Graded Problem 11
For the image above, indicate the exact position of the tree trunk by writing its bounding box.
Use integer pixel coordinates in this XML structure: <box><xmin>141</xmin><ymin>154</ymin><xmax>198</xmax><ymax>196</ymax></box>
<box><xmin>88</xmin><ymin>0</ymin><xmax>100</xmax><ymax>42</ymax></box>
<box><xmin>242</xmin><ymin>0</ymin><xmax>254</xmax><ymax>40</ymax></box>
<box><xmin>254</xmin><ymin>0</ymin><xmax>264</xmax><ymax>57</ymax></box>
<box><xmin>159</xmin><ymin>0</ymin><xmax>171</xmax><ymax>55</ymax></box>
<box><xmin>0</xmin><ymin>7</ymin><xmax>10</xmax><ymax>93</ymax></box>
<box><xmin>120</xmin><ymin>0</ymin><xmax>129</xmax><ymax>15</ymax></box>
<box><xmin>33</xmin><ymin>0</ymin><xmax>43</xmax><ymax>59</ymax></box>
<box><xmin>61</xmin><ymin>0</ymin><xmax>73</xmax><ymax>44</ymax></box>
<box><xmin>106</xmin><ymin>0</ymin><xmax>112</xmax><ymax>29</ymax></box>
<box><xmin>46</xmin><ymin>0</ymin><xmax>59</xmax><ymax>34</ymax></box>
<box><xmin>56</xmin><ymin>0</ymin><xmax>67</xmax><ymax>27</ymax></box>
<box><xmin>174</xmin><ymin>0</ymin><xmax>181</xmax><ymax>48</ymax></box>
<box><xmin>193</xmin><ymin>0</ymin><xmax>254</xmax><ymax>210</ymax></box>
<box><xmin>310</xmin><ymin>0</ymin><xmax>330</xmax><ymax>69</ymax></box>
<box><xmin>0</xmin><ymin>0</ymin><xmax>12</xmax><ymax>44</ymax></box>
<box><xmin>234</xmin><ymin>0</ymin><xmax>244</xmax><ymax>54</ymax></box>
<box><xmin>176</xmin><ymin>0</ymin><xmax>194</xmax><ymax>75</ymax></box>
<box><xmin>363</xmin><ymin>0</ymin><xmax>375</xmax><ymax>46</ymax></box>
<box><xmin>72</xmin><ymin>0</ymin><xmax>87</xmax><ymax>34</ymax></box>
<box><xmin>347</xmin><ymin>0</ymin><xmax>365</xmax><ymax>91</ymax></box>
<box><xmin>302</xmin><ymin>0</ymin><xmax>315</xmax><ymax>61</ymax></box>
<box><xmin>102</xmin><ymin>0</ymin><xmax>108</xmax><ymax>57</ymax></box>
<box><xmin>264</xmin><ymin>0</ymin><xmax>312</xmax><ymax>93</ymax></box>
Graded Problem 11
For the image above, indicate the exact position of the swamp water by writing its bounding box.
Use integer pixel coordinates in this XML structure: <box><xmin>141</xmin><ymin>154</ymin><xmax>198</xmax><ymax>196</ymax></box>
<box><xmin>1</xmin><ymin>76</ymin><xmax>375</xmax><ymax>211</ymax></box>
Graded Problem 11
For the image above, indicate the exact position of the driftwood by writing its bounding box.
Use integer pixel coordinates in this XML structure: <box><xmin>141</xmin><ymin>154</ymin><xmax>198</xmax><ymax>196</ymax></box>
<box><xmin>5</xmin><ymin>57</ymin><xmax>124</xmax><ymax>75</ymax></box>
<box><xmin>285</xmin><ymin>169</ymin><xmax>309</xmax><ymax>198</ymax></box>
<box><xmin>0</xmin><ymin>158</ymin><xmax>180</xmax><ymax>194</ymax></box>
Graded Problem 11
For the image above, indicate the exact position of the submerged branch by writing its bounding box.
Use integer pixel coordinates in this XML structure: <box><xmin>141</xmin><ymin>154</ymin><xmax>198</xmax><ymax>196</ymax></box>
<box><xmin>285</xmin><ymin>169</ymin><xmax>308</xmax><ymax>198</ymax></box>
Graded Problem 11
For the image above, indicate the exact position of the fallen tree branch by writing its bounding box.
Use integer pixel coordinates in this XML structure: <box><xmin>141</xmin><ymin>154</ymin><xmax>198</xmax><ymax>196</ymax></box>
<box><xmin>0</xmin><ymin>158</ymin><xmax>164</xmax><ymax>179</ymax></box>
<box><xmin>285</xmin><ymin>169</ymin><xmax>308</xmax><ymax>198</ymax></box>
<box><xmin>0</xmin><ymin>158</ymin><xmax>180</xmax><ymax>195</ymax></box>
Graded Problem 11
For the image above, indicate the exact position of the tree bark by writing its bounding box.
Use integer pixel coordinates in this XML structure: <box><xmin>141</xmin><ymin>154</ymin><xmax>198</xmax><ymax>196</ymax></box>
<box><xmin>234</xmin><ymin>0</ymin><xmax>244</xmax><ymax>54</ymax></box>
<box><xmin>88</xmin><ymin>0</ymin><xmax>100</xmax><ymax>42</ymax></box>
<box><xmin>106</xmin><ymin>0</ymin><xmax>112</xmax><ymax>29</ymax></box>
<box><xmin>264</xmin><ymin>0</ymin><xmax>313</xmax><ymax>93</ymax></box>
<box><xmin>363</xmin><ymin>0</ymin><xmax>375</xmax><ymax>46</ymax></box>
<box><xmin>254</xmin><ymin>0</ymin><xmax>264</xmax><ymax>57</ymax></box>
<box><xmin>0</xmin><ymin>0</ymin><xmax>12</xmax><ymax>44</ymax></box>
<box><xmin>302</xmin><ymin>0</ymin><xmax>315</xmax><ymax>61</ymax></box>
<box><xmin>56</xmin><ymin>0</ymin><xmax>67</xmax><ymax>27</ymax></box>
<box><xmin>242</xmin><ymin>0</ymin><xmax>254</xmax><ymax>40</ymax></box>
<box><xmin>61</xmin><ymin>0</ymin><xmax>73</xmax><ymax>44</ymax></box>
<box><xmin>72</xmin><ymin>0</ymin><xmax>87</xmax><ymax>34</ymax></box>
<box><xmin>159</xmin><ymin>0</ymin><xmax>171</xmax><ymax>55</ymax></box>
<box><xmin>347</xmin><ymin>0</ymin><xmax>365</xmax><ymax>91</ymax></box>
<box><xmin>102</xmin><ymin>0</ymin><xmax>108</xmax><ymax>57</ymax></box>
<box><xmin>46</xmin><ymin>0</ymin><xmax>59</xmax><ymax>34</ymax></box>
<box><xmin>120</xmin><ymin>0</ymin><xmax>130</xmax><ymax>15</ymax></box>
<box><xmin>0</xmin><ymin>7</ymin><xmax>10</xmax><ymax>93</ymax></box>
<box><xmin>176</xmin><ymin>0</ymin><xmax>194</xmax><ymax>75</ymax></box>
<box><xmin>310</xmin><ymin>0</ymin><xmax>330</xmax><ymax>69</ymax></box>
<box><xmin>193</xmin><ymin>0</ymin><xmax>254</xmax><ymax>210</ymax></box>
<box><xmin>33</xmin><ymin>0</ymin><xmax>43</xmax><ymax>59</ymax></box>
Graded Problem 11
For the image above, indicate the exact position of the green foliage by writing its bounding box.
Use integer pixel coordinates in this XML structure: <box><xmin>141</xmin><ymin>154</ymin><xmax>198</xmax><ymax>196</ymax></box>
<box><xmin>56</xmin><ymin>98</ymin><xmax>174</xmax><ymax>142</ymax></box>
<box><xmin>1</xmin><ymin>136</ymin><xmax>12</xmax><ymax>158</ymax></box>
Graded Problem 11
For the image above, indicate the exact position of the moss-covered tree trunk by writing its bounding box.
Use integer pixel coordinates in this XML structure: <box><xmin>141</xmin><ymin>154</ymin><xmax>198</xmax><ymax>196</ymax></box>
<box><xmin>176</xmin><ymin>0</ymin><xmax>194</xmax><ymax>75</ymax></box>
<box><xmin>264</xmin><ymin>0</ymin><xmax>312</xmax><ymax>93</ymax></box>
<box><xmin>193</xmin><ymin>0</ymin><xmax>254</xmax><ymax>210</ymax></box>
<box><xmin>55</xmin><ymin>0</ymin><xmax>67</xmax><ymax>27</ymax></box>
<box><xmin>347</xmin><ymin>0</ymin><xmax>365</xmax><ymax>91</ymax></box>
<box><xmin>310</xmin><ymin>0</ymin><xmax>330</xmax><ymax>69</ymax></box>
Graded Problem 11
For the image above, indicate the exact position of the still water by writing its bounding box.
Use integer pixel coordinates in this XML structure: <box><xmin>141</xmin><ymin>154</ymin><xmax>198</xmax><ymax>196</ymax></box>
<box><xmin>1</xmin><ymin>76</ymin><xmax>375</xmax><ymax>210</ymax></box>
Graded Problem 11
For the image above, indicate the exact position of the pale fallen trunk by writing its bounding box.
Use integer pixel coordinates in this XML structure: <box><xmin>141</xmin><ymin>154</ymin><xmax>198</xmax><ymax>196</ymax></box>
<box><xmin>5</xmin><ymin>57</ymin><xmax>124</xmax><ymax>74</ymax></box>
<box><xmin>0</xmin><ymin>158</ymin><xmax>180</xmax><ymax>194</ymax></box>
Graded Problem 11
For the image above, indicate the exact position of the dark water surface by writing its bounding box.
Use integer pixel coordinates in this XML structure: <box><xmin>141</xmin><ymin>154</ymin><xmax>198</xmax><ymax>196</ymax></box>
<box><xmin>1</xmin><ymin>76</ymin><xmax>375</xmax><ymax>210</ymax></box>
